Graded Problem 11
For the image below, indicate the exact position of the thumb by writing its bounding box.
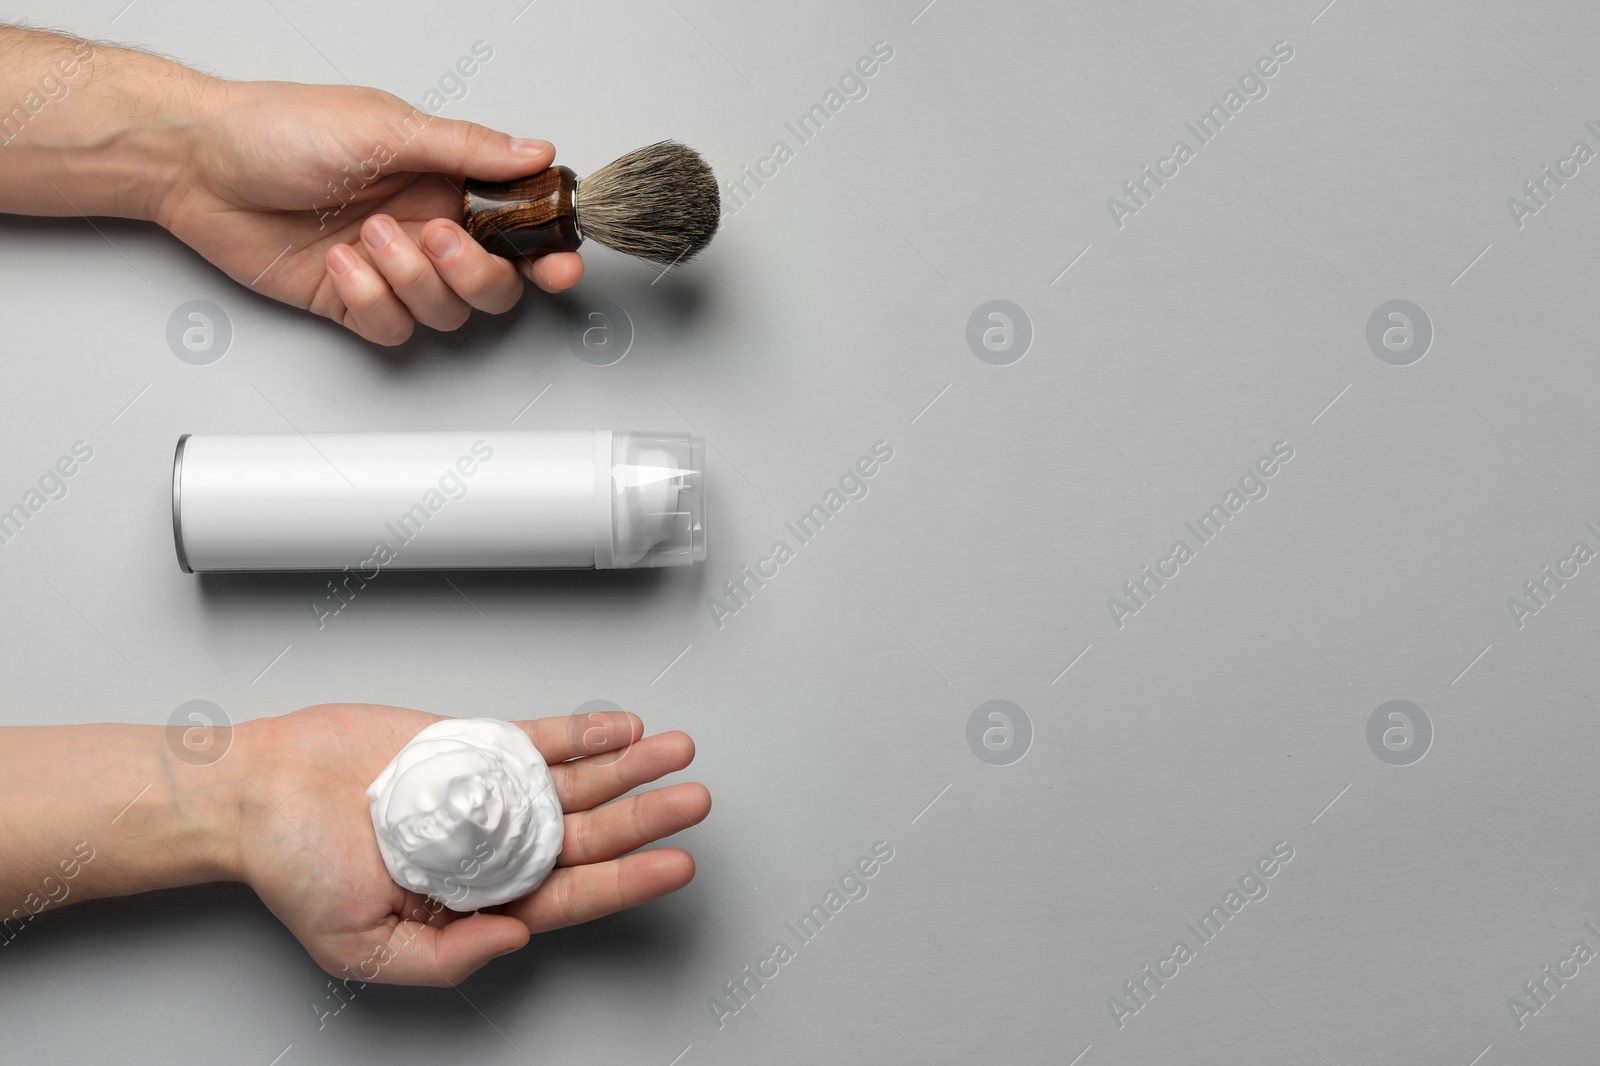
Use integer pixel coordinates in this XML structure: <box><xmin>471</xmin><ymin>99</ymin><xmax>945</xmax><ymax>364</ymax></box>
<box><xmin>386</xmin><ymin>114</ymin><xmax>555</xmax><ymax>181</ymax></box>
<box><xmin>372</xmin><ymin>912</ymin><xmax>531</xmax><ymax>986</ymax></box>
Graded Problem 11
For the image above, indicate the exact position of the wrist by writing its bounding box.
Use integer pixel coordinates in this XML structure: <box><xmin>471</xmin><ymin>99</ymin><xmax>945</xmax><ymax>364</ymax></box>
<box><xmin>114</xmin><ymin>61</ymin><xmax>224</xmax><ymax>225</ymax></box>
<box><xmin>0</xmin><ymin>34</ymin><xmax>223</xmax><ymax>224</ymax></box>
<box><xmin>0</xmin><ymin>722</ymin><xmax>247</xmax><ymax>914</ymax></box>
<box><xmin>155</xmin><ymin>719</ymin><xmax>249</xmax><ymax>885</ymax></box>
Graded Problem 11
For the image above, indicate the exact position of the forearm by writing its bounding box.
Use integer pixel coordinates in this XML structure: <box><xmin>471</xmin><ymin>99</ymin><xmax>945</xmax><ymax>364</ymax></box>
<box><xmin>0</xmin><ymin>723</ymin><xmax>241</xmax><ymax>933</ymax></box>
<box><xmin>0</xmin><ymin>25</ymin><xmax>212</xmax><ymax>221</ymax></box>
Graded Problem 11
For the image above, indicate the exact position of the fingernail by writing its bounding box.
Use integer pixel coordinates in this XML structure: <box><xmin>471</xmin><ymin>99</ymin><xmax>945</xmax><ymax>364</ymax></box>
<box><xmin>510</xmin><ymin>138</ymin><xmax>552</xmax><ymax>157</ymax></box>
<box><xmin>494</xmin><ymin>945</ymin><xmax>522</xmax><ymax>959</ymax></box>
<box><xmin>328</xmin><ymin>245</ymin><xmax>357</xmax><ymax>274</ymax></box>
<box><xmin>364</xmin><ymin>216</ymin><xmax>396</xmax><ymax>249</ymax></box>
<box><xmin>423</xmin><ymin>226</ymin><xmax>460</xmax><ymax>259</ymax></box>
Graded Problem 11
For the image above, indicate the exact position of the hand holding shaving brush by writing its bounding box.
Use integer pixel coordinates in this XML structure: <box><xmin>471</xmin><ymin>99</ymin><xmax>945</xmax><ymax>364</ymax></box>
<box><xmin>463</xmin><ymin>141</ymin><xmax>720</xmax><ymax>266</ymax></box>
<box><xmin>0</xmin><ymin>23</ymin><xmax>729</xmax><ymax>341</ymax></box>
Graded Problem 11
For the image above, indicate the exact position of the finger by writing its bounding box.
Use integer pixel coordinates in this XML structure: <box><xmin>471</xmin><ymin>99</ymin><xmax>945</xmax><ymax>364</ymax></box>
<box><xmin>386</xmin><ymin>112</ymin><xmax>555</xmax><ymax>181</ymax></box>
<box><xmin>518</xmin><ymin>251</ymin><xmax>584</xmax><ymax>293</ymax></box>
<box><xmin>420</xmin><ymin>219</ymin><xmax>524</xmax><ymax>314</ymax></box>
<box><xmin>361</xmin><ymin>215</ymin><xmax>471</xmax><ymax>331</ymax></box>
<box><xmin>559</xmin><ymin>782</ymin><xmax>711</xmax><ymax>866</ymax></box>
<box><xmin>551</xmin><ymin>730</ymin><xmax>695</xmax><ymax>811</ymax></box>
<box><xmin>506</xmin><ymin>848</ymin><xmax>695</xmax><ymax>934</ymax></box>
<box><xmin>325</xmin><ymin>244</ymin><xmax>415</xmax><ymax>346</ymax></box>
<box><xmin>358</xmin><ymin>912</ymin><xmax>530</xmax><ymax>987</ymax></box>
<box><xmin>519</xmin><ymin>711</ymin><xmax>642</xmax><ymax>764</ymax></box>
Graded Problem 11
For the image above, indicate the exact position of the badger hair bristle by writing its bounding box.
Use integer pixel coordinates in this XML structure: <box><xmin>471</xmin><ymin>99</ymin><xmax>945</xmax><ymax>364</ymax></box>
<box><xmin>575</xmin><ymin>141</ymin><xmax>720</xmax><ymax>266</ymax></box>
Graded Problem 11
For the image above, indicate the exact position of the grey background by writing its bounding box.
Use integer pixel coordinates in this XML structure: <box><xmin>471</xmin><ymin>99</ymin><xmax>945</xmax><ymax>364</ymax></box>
<box><xmin>0</xmin><ymin>0</ymin><xmax>1595</xmax><ymax>1063</ymax></box>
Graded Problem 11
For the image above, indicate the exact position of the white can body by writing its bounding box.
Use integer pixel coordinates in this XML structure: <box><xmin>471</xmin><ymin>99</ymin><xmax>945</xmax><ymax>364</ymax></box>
<box><xmin>174</xmin><ymin>431</ymin><xmax>705</xmax><ymax>573</ymax></box>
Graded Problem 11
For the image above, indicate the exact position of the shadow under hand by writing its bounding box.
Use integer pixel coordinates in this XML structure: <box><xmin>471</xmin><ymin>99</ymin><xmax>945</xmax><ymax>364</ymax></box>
<box><xmin>356</xmin><ymin>897</ymin><xmax>702</xmax><ymax>1023</ymax></box>
<box><xmin>361</xmin><ymin>290</ymin><xmax>536</xmax><ymax>370</ymax></box>
<box><xmin>544</xmin><ymin>255</ymin><xmax>714</xmax><ymax>336</ymax></box>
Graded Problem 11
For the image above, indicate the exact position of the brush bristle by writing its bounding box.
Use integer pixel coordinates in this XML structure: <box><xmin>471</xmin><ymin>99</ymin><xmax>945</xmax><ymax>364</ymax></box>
<box><xmin>575</xmin><ymin>141</ymin><xmax>720</xmax><ymax>266</ymax></box>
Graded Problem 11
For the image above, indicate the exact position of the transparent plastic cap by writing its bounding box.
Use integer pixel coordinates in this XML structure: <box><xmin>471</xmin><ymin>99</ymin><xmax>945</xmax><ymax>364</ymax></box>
<box><xmin>610</xmin><ymin>432</ymin><xmax>706</xmax><ymax>568</ymax></box>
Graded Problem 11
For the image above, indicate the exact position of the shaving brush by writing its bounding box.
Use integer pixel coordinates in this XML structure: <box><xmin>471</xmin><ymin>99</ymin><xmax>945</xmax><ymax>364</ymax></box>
<box><xmin>462</xmin><ymin>141</ymin><xmax>720</xmax><ymax>266</ymax></box>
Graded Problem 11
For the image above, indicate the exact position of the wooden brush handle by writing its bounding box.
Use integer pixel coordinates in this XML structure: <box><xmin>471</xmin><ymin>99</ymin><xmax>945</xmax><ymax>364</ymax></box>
<box><xmin>462</xmin><ymin>165</ymin><xmax>581</xmax><ymax>258</ymax></box>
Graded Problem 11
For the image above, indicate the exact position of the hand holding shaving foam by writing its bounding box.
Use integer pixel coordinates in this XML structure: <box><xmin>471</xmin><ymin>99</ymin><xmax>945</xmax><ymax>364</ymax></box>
<box><xmin>366</xmin><ymin>718</ymin><xmax>563</xmax><ymax>909</ymax></box>
<box><xmin>229</xmin><ymin>703</ymin><xmax>708</xmax><ymax>985</ymax></box>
